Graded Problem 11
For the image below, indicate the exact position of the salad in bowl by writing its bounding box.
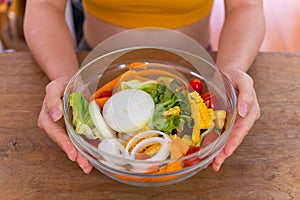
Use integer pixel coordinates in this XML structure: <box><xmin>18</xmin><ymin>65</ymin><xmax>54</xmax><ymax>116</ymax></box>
<box><xmin>63</xmin><ymin>46</ymin><xmax>237</xmax><ymax>186</ymax></box>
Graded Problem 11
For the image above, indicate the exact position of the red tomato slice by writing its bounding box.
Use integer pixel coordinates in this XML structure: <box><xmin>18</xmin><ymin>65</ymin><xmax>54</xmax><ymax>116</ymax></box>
<box><xmin>182</xmin><ymin>146</ymin><xmax>201</xmax><ymax>167</ymax></box>
<box><xmin>190</xmin><ymin>78</ymin><xmax>203</xmax><ymax>94</ymax></box>
<box><xmin>186</xmin><ymin>146</ymin><xmax>201</xmax><ymax>155</ymax></box>
<box><xmin>183</xmin><ymin>156</ymin><xmax>201</xmax><ymax>168</ymax></box>
<box><xmin>183</xmin><ymin>132</ymin><xmax>219</xmax><ymax>168</ymax></box>
<box><xmin>99</xmin><ymin>90</ymin><xmax>113</xmax><ymax>98</ymax></box>
<box><xmin>201</xmin><ymin>132</ymin><xmax>219</xmax><ymax>148</ymax></box>
<box><xmin>201</xmin><ymin>92</ymin><xmax>218</xmax><ymax>109</ymax></box>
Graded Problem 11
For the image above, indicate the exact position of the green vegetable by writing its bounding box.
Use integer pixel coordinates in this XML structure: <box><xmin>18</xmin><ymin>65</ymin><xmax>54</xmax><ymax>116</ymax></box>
<box><xmin>69</xmin><ymin>92</ymin><xmax>102</xmax><ymax>139</ymax></box>
<box><xmin>155</xmin><ymin>76</ymin><xmax>174</xmax><ymax>84</ymax></box>
<box><xmin>119</xmin><ymin>78</ymin><xmax>193</xmax><ymax>136</ymax></box>
<box><xmin>121</xmin><ymin>79</ymin><xmax>157</xmax><ymax>93</ymax></box>
<box><xmin>150</xmin><ymin>80</ymin><xmax>192</xmax><ymax>135</ymax></box>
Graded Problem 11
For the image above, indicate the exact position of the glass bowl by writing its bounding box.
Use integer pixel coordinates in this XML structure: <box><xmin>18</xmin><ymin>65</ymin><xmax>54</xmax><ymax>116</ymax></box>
<box><xmin>63</xmin><ymin>45</ymin><xmax>237</xmax><ymax>187</ymax></box>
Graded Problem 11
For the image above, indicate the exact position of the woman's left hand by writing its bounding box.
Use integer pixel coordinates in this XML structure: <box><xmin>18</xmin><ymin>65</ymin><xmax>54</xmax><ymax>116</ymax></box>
<box><xmin>212</xmin><ymin>68</ymin><xmax>260</xmax><ymax>171</ymax></box>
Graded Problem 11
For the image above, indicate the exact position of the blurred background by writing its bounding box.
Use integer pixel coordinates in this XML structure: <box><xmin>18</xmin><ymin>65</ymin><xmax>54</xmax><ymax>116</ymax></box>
<box><xmin>1</xmin><ymin>0</ymin><xmax>300</xmax><ymax>52</ymax></box>
<box><xmin>210</xmin><ymin>0</ymin><xmax>300</xmax><ymax>51</ymax></box>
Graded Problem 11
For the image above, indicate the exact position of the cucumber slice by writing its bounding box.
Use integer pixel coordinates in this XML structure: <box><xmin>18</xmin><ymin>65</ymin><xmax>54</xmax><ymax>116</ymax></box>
<box><xmin>103</xmin><ymin>89</ymin><xmax>155</xmax><ymax>133</ymax></box>
<box><xmin>89</xmin><ymin>100</ymin><xmax>116</xmax><ymax>139</ymax></box>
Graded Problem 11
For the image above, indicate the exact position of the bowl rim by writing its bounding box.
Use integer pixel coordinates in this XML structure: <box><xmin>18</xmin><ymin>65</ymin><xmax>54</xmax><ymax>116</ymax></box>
<box><xmin>77</xmin><ymin>45</ymin><xmax>219</xmax><ymax>77</ymax></box>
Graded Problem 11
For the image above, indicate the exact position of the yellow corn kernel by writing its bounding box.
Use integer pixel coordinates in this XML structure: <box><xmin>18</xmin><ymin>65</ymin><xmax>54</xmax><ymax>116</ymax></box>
<box><xmin>215</xmin><ymin>110</ymin><xmax>226</xmax><ymax>119</ymax></box>
<box><xmin>188</xmin><ymin>91</ymin><xmax>216</xmax><ymax>147</ymax></box>
<box><xmin>215</xmin><ymin>110</ymin><xmax>226</xmax><ymax>129</ymax></box>
<box><xmin>194</xmin><ymin>92</ymin><xmax>215</xmax><ymax>129</ymax></box>
<box><xmin>163</xmin><ymin>106</ymin><xmax>181</xmax><ymax>116</ymax></box>
<box><xmin>123</xmin><ymin>128</ymin><xmax>155</xmax><ymax>151</ymax></box>
<box><xmin>169</xmin><ymin>134</ymin><xmax>178</xmax><ymax>140</ymax></box>
<box><xmin>142</xmin><ymin>143</ymin><xmax>162</xmax><ymax>157</ymax></box>
<box><xmin>124</xmin><ymin>137</ymin><xmax>144</xmax><ymax>152</ymax></box>
<box><xmin>188</xmin><ymin>92</ymin><xmax>201</xmax><ymax>147</ymax></box>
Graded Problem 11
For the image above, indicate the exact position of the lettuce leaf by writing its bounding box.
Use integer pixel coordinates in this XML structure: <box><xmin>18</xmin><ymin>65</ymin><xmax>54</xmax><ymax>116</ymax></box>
<box><xmin>69</xmin><ymin>92</ymin><xmax>101</xmax><ymax>139</ymax></box>
<box><xmin>121</xmin><ymin>79</ymin><xmax>157</xmax><ymax>93</ymax></box>
<box><xmin>150</xmin><ymin>80</ymin><xmax>192</xmax><ymax>135</ymax></box>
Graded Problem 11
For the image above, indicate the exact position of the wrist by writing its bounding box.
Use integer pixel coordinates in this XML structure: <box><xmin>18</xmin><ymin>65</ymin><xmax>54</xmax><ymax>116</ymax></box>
<box><xmin>218</xmin><ymin>67</ymin><xmax>243</xmax><ymax>86</ymax></box>
<box><xmin>52</xmin><ymin>74</ymin><xmax>74</xmax><ymax>88</ymax></box>
<box><xmin>48</xmin><ymin>67</ymin><xmax>78</xmax><ymax>82</ymax></box>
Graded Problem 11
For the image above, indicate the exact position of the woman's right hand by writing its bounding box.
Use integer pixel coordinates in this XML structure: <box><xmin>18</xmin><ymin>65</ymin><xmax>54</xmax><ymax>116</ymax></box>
<box><xmin>37</xmin><ymin>77</ymin><xmax>93</xmax><ymax>174</ymax></box>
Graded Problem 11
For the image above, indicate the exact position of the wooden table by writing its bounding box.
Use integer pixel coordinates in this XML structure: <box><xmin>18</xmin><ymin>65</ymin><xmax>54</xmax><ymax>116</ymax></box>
<box><xmin>1</xmin><ymin>51</ymin><xmax>300</xmax><ymax>199</ymax></box>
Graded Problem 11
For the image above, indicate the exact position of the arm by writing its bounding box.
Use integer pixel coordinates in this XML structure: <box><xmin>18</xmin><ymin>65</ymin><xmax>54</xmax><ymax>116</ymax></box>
<box><xmin>213</xmin><ymin>0</ymin><xmax>265</xmax><ymax>171</ymax></box>
<box><xmin>216</xmin><ymin>0</ymin><xmax>265</xmax><ymax>72</ymax></box>
<box><xmin>24</xmin><ymin>0</ymin><xmax>78</xmax><ymax>80</ymax></box>
<box><xmin>24</xmin><ymin>0</ymin><xmax>92</xmax><ymax>173</ymax></box>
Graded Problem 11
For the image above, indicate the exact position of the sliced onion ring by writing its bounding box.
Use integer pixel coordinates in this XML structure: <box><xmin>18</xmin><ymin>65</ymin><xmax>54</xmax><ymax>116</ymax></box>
<box><xmin>125</xmin><ymin>130</ymin><xmax>171</xmax><ymax>161</ymax></box>
<box><xmin>98</xmin><ymin>138</ymin><xmax>126</xmax><ymax>165</ymax></box>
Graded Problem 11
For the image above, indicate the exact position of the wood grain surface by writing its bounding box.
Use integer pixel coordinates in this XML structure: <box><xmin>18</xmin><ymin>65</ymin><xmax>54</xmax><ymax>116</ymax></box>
<box><xmin>0</xmin><ymin>51</ymin><xmax>300</xmax><ymax>200</ymax></box>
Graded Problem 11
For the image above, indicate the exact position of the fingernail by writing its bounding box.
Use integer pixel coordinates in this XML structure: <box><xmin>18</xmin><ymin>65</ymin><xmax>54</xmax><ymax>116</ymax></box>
<box><xmin>239</xmin><ymin>103</ymin><xmax>248</xmax><ymax>117</ymax></box>
<box><xmin>68</xmin><ymin>151</ymin><xmax>76</xmax><ymax>162</ymax></box>
<box><xmin>81</xmin><ymin>164</ymin><xmax>92</xmax><ymax>174</ymax></box>
<box><xmin>214</xmin><ymin>164</ymin><xmax>221</xmax><ymax>172</ymax></box>
<box><xmin>83</xmin><ymin>167</ymin><xmax>92</xmax><ymax>174</ymax></box>
<box><xmin>51</xmin><ymin>107</ymin><xmax>62</xmax><ymax>121</ymax></box>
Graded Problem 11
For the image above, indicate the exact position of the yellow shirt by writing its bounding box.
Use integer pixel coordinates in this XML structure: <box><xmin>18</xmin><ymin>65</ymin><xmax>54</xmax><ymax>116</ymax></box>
<box><xmin>82</xmin><ymin>0</ymin><xmax>214</xmax><ymax>29</ymax></box>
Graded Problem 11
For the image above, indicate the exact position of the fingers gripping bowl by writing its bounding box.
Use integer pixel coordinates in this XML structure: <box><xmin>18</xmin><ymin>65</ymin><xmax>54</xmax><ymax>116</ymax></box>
<box><xmin>63</xmin><ymin>46</ymin><xmax>237</xmax><ymax>186</ymax></box>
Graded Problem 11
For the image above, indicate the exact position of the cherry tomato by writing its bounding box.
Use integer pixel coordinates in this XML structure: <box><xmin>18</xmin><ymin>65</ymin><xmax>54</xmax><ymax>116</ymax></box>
<box><xmin>190</xmin><ymin>78</ymin><xmax>203</xmax><ymax>94</ymax></box>
<box><xmin>99</xmin><ymin>90</ymin><xmax>113</xmax><ymax>98</ymax></box>
<box><xmin>201</xmin><ymin>92</ymin><xmax>218</xmax><ymax>109</ymax></box>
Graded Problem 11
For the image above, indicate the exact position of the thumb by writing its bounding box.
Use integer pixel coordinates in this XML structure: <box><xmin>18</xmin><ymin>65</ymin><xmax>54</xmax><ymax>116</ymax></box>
<box><xmin>45</xmin><ymin>78</ymin><xmax>67</xmax><ymax>121</ymax></box>
<box><xmin>232</xmin><ymin>72</ymin><xmax>255</xmax><ymax>118</ymax></box>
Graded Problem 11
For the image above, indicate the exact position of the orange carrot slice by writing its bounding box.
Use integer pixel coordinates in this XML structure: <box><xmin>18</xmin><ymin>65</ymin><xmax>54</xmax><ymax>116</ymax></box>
<box><xmin>170</xmin><ymin>137</ymin><xmax>190</xmax><ymax>159</ymax></box>
<box><xmin>128</xmin><ymin>62</ymin><xmax>147</xmax><ymax>70</ymax></box>
<box><xmin>90</xmin><ymin>63</ymin><xmax>189</xmax><ymax>101</ymax></box>
<box><xmin>95</xmin><ymin>97</ymin><xmax>110</xmax><ymax>109</ymax></box>
<box><xmin>113</xmin><ymin>70</ymin><xmax>152</xmax><ymax>91</ymax></box>
<box><xmin>89</xmin><ymin>74</ymin><xmax>122</xmax><ymax>100</ymax></box>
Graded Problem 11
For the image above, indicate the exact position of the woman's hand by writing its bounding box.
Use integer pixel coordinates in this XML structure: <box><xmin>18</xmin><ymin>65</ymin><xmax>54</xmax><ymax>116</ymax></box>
<box><xmin>37</xmin><ymin>77</ymin><xmax>93</xmax><ymax>174</ymax></box>
<box><xmin>212</xmin><ymin>69</ymin><xmax>260</xmax><ymax>171</ymax></box>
